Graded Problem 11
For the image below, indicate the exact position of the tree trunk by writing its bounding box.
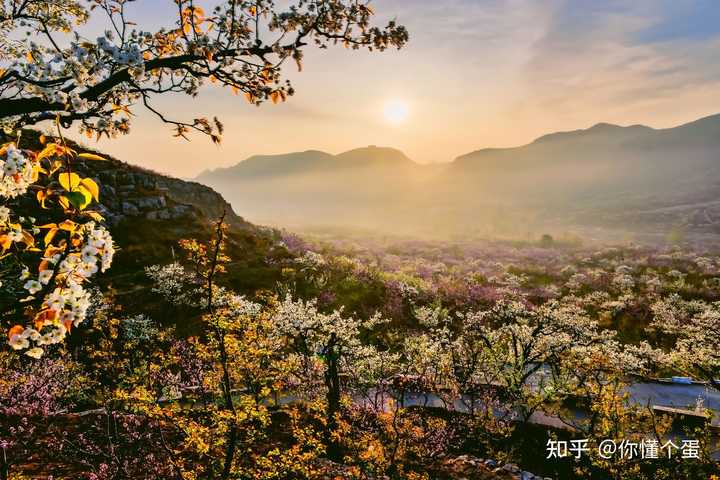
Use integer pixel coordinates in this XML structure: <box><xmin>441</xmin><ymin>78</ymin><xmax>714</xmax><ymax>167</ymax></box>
<box><xmin>0</xmin><ymin>446</ymin><xmax>8</xmax><ymax>480</ymax></box>
<box><xmin>324</xmin><ymin>334</ymin><xmax>342</xmax><ymax>461</ymax></box>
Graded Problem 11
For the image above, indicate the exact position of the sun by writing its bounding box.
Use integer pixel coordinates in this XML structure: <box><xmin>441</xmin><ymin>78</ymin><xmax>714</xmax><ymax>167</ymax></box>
<box><xmin>383</xmin><ymin>99</ymin><xmax>409</xmax><ymax>125</ymax></box>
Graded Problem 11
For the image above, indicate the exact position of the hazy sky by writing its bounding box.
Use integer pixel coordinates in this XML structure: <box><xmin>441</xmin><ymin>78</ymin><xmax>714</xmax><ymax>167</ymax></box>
<box><xmin>73</xmin><ymin>0</ymin><xmax>720</xmax><ymax>177</ymax></box>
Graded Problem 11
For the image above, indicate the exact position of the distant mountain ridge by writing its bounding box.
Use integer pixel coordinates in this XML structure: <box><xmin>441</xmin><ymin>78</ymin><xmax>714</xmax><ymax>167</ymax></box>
<box><xmin>198</xmin><ymin>146</ymin><xmax>415</xmax><ymax>181</ymax></box>
<box><xmin>196</xmin><ymin>114</ymin><xmax>720</xmax><ymax>243</ymax></box>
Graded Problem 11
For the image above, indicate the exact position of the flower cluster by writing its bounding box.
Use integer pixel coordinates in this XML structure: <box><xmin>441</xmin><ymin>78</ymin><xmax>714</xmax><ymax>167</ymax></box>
<box><xmin>0</xmin><ymin>145</ymin><xmax>37</xmax><ymax>198</ymax></box>
<box><xmin>11</xmin><ymin>222</ymin><xmax>114</xmax><ymax>357</ymax></box>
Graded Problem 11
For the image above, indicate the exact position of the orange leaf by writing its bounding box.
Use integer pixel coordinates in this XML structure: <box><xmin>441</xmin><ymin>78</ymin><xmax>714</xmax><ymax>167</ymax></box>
<box><xmin>0</xmin><ymin>235</ymin><xmax>11</xmax><ymax>252</ymax></box>
<box><xmin>8</xmin><ymin>325</ymin><xmax>24</xmax><ymax>339</ymax></box>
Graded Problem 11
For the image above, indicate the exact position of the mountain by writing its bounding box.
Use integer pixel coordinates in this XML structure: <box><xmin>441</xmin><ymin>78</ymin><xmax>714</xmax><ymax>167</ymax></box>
<box><xmin>198</xmin><ymin>150</ymin><xmax>337</xmax><ymax>179</ymax></box>
<box><xmin>197</xmin><ymin>146</ymin><xmax>432</xmax><ymax>230</ymax></box>
<box><xmin>442</xmin><ymin>114</ymin><xmax>720</xmax><ymax>239</ymax></box>
<box><xmin>197</xmin><ymin>146</ymin><xmax>415</xmax><ymax>180</ymax></box>
<box><xmin>195</xmin><ymin>114</ymin><xmax>720</xmax><ymax>243</ymax></box>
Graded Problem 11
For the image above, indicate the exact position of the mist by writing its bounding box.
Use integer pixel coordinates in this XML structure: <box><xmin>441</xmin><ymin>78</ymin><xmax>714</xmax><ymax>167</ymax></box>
<box><xmin>197</xmin><ymin>114</ymin><xmax>720</xmax><ymax>246</ymax></box>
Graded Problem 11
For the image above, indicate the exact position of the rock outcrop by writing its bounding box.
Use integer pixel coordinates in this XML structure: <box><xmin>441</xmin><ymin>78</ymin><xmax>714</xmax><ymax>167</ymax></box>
<box><xmin>84</xmin><ymin>158</ymin><xmax>251</xmax><ymax>229</ymax></box>
<box><xmin>7</xmin><ymin>129</ymin><xmax>252</xmax><ymax>231</ymax></box>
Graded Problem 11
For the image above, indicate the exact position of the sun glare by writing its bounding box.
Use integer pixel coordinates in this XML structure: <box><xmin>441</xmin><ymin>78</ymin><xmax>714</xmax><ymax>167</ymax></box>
<box><xmin>383</xmin><ymin>99</ymin><xmax>409</xmax><ymax>125</ymax></box>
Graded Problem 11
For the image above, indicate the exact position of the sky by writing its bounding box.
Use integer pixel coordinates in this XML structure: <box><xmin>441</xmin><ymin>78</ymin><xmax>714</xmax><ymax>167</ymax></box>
<box><xmin>71</xmin><ymin>0</ymin><xmax>720</xmax><ymax>177</ymax></box>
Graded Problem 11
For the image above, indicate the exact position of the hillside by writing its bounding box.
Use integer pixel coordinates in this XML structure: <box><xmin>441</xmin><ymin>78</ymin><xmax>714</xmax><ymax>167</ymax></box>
<box><xmin>196</xmin><ymin>114</ymin><xmax>720</xmax><ymax>243</ymax></box>
<box><xmin>3</xmin><ymin>130</ymin><xmax>287</xmax><ymax>325</ymax></box>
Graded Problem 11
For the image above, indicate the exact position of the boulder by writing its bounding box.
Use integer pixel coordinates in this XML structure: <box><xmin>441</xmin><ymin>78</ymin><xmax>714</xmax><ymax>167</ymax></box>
<box><xmin>121</xmin><ymin>201</ymin><xmax>139</xmax><ymax>216</ymax></box>
<box><xmin>135</xmin><ymin>196</ymin><xmax>166</xmax><ymax>210</ymax></box>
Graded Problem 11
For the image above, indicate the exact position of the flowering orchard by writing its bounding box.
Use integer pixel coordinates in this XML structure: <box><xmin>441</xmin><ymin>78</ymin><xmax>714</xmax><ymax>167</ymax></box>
<box><xmin>2</xmin><ymin>221</ymin><xmax>720</xmax><ymax>478</ymax></box>
<box><xmin>1</xmin><ymin>2</ymin><xmax>719</xmax><ymax>479</ymax></box>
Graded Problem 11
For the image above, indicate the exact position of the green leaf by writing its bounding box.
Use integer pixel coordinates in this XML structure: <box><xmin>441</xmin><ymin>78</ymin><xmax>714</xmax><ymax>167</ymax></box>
<box><xmin>64</xmin><ymin>190</ymin><xmax>91</xmax><ymax>210</ymax></box>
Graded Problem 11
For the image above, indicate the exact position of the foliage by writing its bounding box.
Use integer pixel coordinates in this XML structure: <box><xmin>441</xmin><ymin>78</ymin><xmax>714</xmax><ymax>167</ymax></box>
<box><xmin>1</xmin><ymin>131</ymin><xmax>113</xmax><ymax>357</ymax></box>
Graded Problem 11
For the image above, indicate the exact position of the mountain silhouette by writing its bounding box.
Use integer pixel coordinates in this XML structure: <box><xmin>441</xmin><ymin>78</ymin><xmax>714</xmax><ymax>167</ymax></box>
<box><xmin>197</xmin><ymin>115</ymin><xmax>720</xmax><ymax>242</ymax></box>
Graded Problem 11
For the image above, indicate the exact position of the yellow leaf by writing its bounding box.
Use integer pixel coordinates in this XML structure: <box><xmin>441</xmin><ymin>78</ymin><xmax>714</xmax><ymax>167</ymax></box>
<box><xmin>44</xmin><ymin>228</ymin><xmax>59</xmax><ymax>246</ymax></box>
<box><xmin>270</xmin><ymin>91</ymin><xmax>281</xmax><ymax>104</ymax></box>
<box><xmin>37</xmin><ymin>143</ymin><xmax>75</xmax><ymax>161</ymax></box>
<box><xmin>36</xmin><ymin>144</ymin><xmax>57</xmax><ymax>161</ymax></box>
<box><xmin>77</xmin><ymin>152</ymin><xmax>107</xmax><ymax>162</ymax></box>
<box><xmin>58</xmin><ymin>172</ymin><xmax>81</xmax><ymax>191</ymax></box>
<box><xmin>30</xmin><ymin>165</ymin><xmax>39</xmax><ymax>183</ymax></box>
<box><xmin>21</xmin><ymin>230</ymin><xmax>35</xmax><ymax>247</ymax></box>
<box><xmin>80</xmin><ymin>178</ymin><xmax>100</xmax><ymax>202</ymax></box>
<box><xmin>77</xmin><ymin>189</ymin><xmax>92</xmax><ymax>210</ymax></box>
<box><xmin>85</xmin><ymin>211</ymin><xmax>105</xmax><ymax>222</ymax></box>
<box><xmin>65</xmin><ymin>189</ymin><xmax>91</xmax><ymax>210</ymax></box>
<box><xmin>26</xmin><ymin>51</ymin><xmax>34</xmax><ymax>62</ymax></box>
<box><xmin>58</xmin><ymin>220</ymin><xmax>77</xmax><ymax>232</ymax></box>
<box><xmin>58</xmin><ymin>196</ymin><xmax>70</xmax><ymax>210</ymax></box>
<box><xmin>50</xmin><ymin>160</ymin><xmax>63</xmax><ymax>175</ymax></box>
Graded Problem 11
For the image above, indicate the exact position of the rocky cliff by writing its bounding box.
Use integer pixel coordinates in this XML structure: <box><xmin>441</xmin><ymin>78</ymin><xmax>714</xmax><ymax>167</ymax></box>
<box><xmin>8</xmin><ymin>130</ymin><xmax>251</xmax><ymax>231</ymax></box>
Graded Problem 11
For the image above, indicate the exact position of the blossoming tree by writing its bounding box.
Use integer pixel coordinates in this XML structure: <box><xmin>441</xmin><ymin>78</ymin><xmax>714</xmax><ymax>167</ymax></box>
<box><xmin>0</xmin><ymin>0</ymin><xmax>408</xmax><ymax>140</ymax></box>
